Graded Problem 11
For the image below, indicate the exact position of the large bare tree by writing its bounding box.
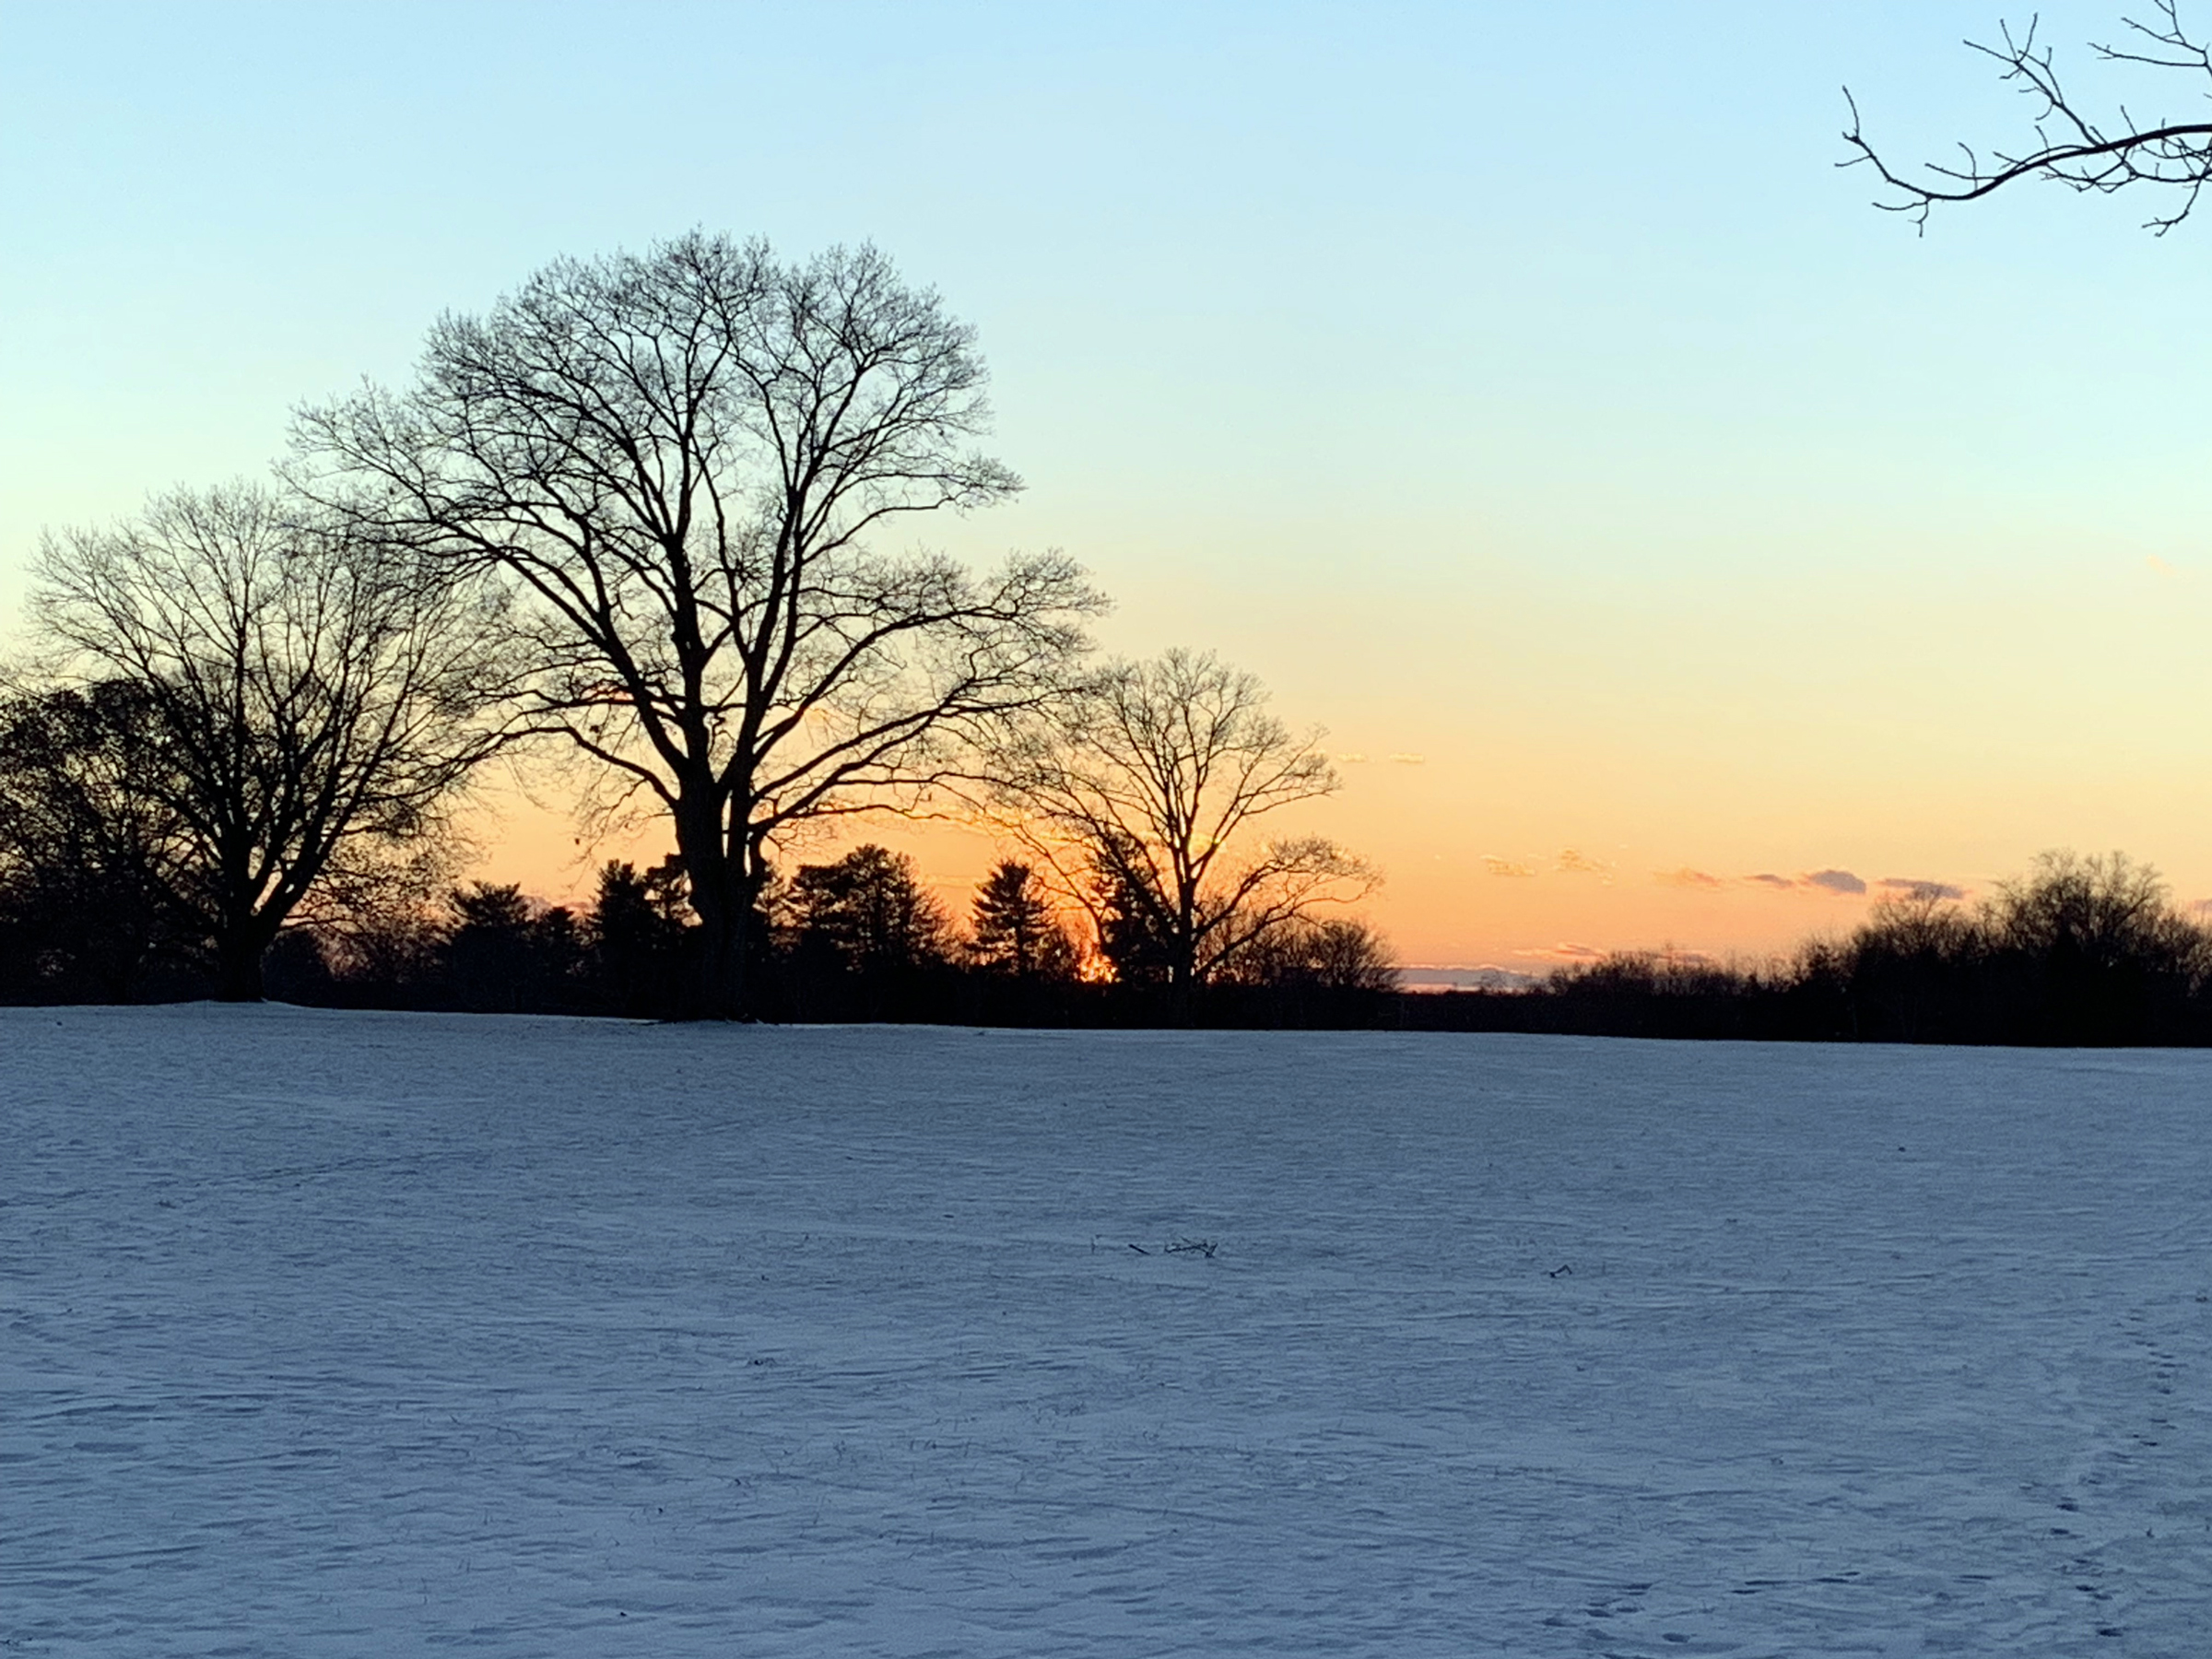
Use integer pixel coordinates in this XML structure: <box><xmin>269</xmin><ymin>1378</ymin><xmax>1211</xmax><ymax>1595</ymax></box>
<box><xmin>1845</xmin><ymin>4</ymin><xmax>2212</xmax><ymax>230</ymax></box>
<box><xmin>297</xmin><ymin>233</ymin><xmax>1100</xmax><ymax>1016</ymax></box>
<box><xmin>992</xmin><ymin>648</ymin><xmax>1375</xmax><ymax>1006</ymax></box>
<box><xmin>33</xmin><ymin>483</ymin><xmax>506</xmax><ymax>999</ymax></box>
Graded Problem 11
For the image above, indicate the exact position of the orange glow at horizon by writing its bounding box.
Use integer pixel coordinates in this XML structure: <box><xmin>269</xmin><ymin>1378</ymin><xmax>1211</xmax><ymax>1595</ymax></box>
<box><xmin>466</xmin><ymin>775</ymin><xmax>1936</xmax><ymax>976</ymax></box>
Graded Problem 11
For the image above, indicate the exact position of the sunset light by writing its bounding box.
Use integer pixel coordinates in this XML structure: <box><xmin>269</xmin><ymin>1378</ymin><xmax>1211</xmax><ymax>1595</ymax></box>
<box><xmin>10</xmin><ymin>5</ymin><xmax>2211</xmax><ymax>987</ymax></box>
<box><xmin>19</xmin><ymin>7</ymin><xmax>2212</xmax><ymax>1651</ymax></box>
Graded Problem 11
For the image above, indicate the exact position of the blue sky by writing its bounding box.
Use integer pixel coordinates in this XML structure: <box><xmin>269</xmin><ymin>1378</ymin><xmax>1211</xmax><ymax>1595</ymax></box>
<box><xmin>6</xmin><ymin>2</ymin><xmax>2212</xmax><ymax>961</ymax></box>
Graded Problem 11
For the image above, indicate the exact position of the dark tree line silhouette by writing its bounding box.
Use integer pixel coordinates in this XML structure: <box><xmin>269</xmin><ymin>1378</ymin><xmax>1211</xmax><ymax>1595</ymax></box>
<box><xmin>1405</xmin><ymin>853</ymin><xmax>2212</xmax><ymax>1048</ymax></box>
<box><xmin>28</xmin><ymin>842</ymin><xmax>1386</xmax><ymax>1027</ymax></box>
<box><xmin>0</xmin><ymin>630</ymin><xmax>1394</xmax><ymax>1021</ymax></box>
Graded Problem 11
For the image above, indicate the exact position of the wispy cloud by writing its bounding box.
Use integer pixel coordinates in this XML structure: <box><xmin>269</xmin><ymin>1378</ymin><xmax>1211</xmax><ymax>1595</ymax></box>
<box><xmin>1877</xmin><ymin>877</ymin><xmax>1965</xmax><ymax>901</ymax></box>
<box><xmin>1556</xmin><ymin>847</ymin><xmax>1611</xmax><ymax>874</ymax></box>
<box><xmin>1389</xmin><ymin>753</ymin><xmax>1425</xmax><ymax>765</ymax></box>
<box><xmin>1335</xmin><ymin>752</ymin><xmax>1369</xmax><ymax>764</ymax></box>
<box><xmin>2147</xmin><ymin>554</ymin><xmax>2179</xmax><ymax>579</ymax></box>
<box><xmin>1745</xmin><ymin>869</ymin><xmax>1873</xmax><ymax>896</ymax></box>
<box><xmin>1805</xmin><ymin>868</ymin><xmax>1866</xmax><ymax>896</ymax></box>
<box><xmin>1483</xmin><ymin>855</ymin><xmax>1538</xmax><ymax>877</ymax></box>
<box><xmin>1663</xmin><ymin>866</ymin><xmax>1877</xmax><ymax>897</ymax></box>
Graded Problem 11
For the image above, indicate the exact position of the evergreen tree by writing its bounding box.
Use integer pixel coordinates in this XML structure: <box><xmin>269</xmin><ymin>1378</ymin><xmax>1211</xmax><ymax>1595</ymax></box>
<box><xmin>790</xmin><ymin>846</ymin><xmax>949</xmax><ymax>978</ymax></box>
<box><xmin>444</xmin><ymin>883</ymin><xmax>547</xmax><ymax>1012</ymax></box>
<box><xmin>969</xmin><ymin>860</ymin><xmax>1076</xmax><ymax>981</ymax></box>
<box><xmin>589</xmin><ymin>858</ymin><xmax>692</xmax><ymax>1017</ymax></box>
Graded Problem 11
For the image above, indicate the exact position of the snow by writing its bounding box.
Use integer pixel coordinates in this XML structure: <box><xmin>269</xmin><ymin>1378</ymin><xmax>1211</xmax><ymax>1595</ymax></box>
<box><xmin>6</xmin><ymin>1007</ymin><xmax>2212</xmax><ymax>1654</ymax></box>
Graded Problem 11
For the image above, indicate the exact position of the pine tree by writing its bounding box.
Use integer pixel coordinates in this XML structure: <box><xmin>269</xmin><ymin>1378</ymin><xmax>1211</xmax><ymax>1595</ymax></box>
<box><xmin>970</xmin><ymin>861</ymin><xmax>1076</xmax><ymax>982</ymax></box>
<box><xmin>790</xmin><ymin>846</ymin><xmax>950</xmax><ymax>978</ymax></box>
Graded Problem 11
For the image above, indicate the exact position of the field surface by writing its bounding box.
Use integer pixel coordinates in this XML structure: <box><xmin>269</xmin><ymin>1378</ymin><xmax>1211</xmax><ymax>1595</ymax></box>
<box><xmin>6</xmin><ymin>1007</ymin><xmax>2212</xmax><ymax>1655</ymax></box>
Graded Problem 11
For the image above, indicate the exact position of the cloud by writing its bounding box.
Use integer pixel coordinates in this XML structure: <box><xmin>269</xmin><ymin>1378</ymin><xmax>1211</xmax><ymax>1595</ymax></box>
<box><xmin>1541</xmin><ymin>942</ymin><xmax>1606</xmax><ymax>960</ymax></box>
<box><xmin>1656</xmin><ymin>867</ymin><xmax>1724</xmax><ymax>889</ymax></box>
<box><xmin>1483</xmin><ymin>855</ymin><xmax>1538</xmax><ymax>877</ymax></box>
<box><xmin>1805</xmin><ymin>868</ymin><xmax>1866</xmax><ymax>896</ymax></box>
<box><xmin>1745</xmin><ymin>869</ymin><xmax>1881</xmax><ymax>896</ymax></box>
<box><xmin>1556</xmin><ymin>847</ymin><xmax>1611</xmax><ymax>874</ymax></box>
<box><xmin>1877</xmin><ymin>877</ymin><xmax>1965</xmax><ymax>901</ymax></box>
<box><xmin>1335</xmin><ymin>752</ymin><xmax>1369</xmax><ymax>764</ymax></box>
<box><xmin>2148</xmin><ymin>555</ymin><xmax>2178</xmax><ymax>578</ymax></box>
<box><xmin>1389</xmin><ymin>753</ymin><xmax>1425</xmax><ymax>765</ymax></box>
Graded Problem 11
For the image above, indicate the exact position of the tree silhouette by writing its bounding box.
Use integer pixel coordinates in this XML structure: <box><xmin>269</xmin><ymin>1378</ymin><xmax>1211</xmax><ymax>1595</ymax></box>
<box><xmin>1228</xmin><ymin>916</ymin><xmax>1398</xmax><ymax>994</ymax></box>
<box><xmin>300</xmin><ymin>233</ymin><xmax>1100</xmax><ymax>1018</ymax></box>
<box><xmin>992</xmin><ymin>649</ymin><xmax>1375</xmax><ymax>1008</ymax></box>
<box><xmin>789</xmin><ymin>844</ymin><xmax>949</xmax><ymax>983</ymax></box>
<box><xmin>33</xmin><ymin>482</ymin><xmax>504</xmax><ymax>999</ymax></box>
<box><xmin>0</xmin><ymin>680</ymin><xmax>194</xmax><ymax>1000</ymax></box>
<box><xmin>1835</xmin><ymin>888</ymin><xmax>1984</xmax><ymax>1042</ymax></box>
<box><xmin>1845</xmin><ymin>5</ymin><xmax>2212</xmax><ymax>231</ymax></box>
<box><xmin>588</xmin><ymin>857</ymin><xmax>693</xmax><ymax>1017</ymax></box>
<box><xmin>968</xmin><ymin>859</ymin><xmax>1077</xmax><ymax>982</ymax></box>
<box><xmin>1990</xmin><ymin>850</ymin><xmax>2207</xmax><ymax>1041</ymax></box>
<box><xmin>442</xmin><ymin>882</ymin><xmax>582</xmax><ymax>1012</ymax></box>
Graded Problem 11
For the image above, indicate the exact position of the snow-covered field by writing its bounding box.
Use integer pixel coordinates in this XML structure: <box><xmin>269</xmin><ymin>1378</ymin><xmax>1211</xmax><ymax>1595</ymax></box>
<box><xmin>6</xmin><ymin>1008</ymin><xmax>2212</xmax><ymax>1654</ymax></box>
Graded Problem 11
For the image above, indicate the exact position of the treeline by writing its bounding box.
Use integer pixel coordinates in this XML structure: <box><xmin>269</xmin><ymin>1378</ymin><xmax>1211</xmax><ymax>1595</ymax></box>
<box><xmin>0</xmin><ymin>830</ymin><xmax>1394</xmax><ymax>1025</ymax></box>
<box><xmin>1405</xmin><ymin>853</ymin><xmax>2212</xmax><ymax>1047</ymax></box>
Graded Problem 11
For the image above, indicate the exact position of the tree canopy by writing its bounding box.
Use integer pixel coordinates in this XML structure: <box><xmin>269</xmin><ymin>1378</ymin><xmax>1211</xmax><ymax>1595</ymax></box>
<box><xmin>299</xmin><ymin>233</ymin><xmax>1101</xmax><ymax>1015</ymax></box>
<box><xmin>29</xmin><ymin>482</ymin><xmax>503</xmax><ymax>998</ymax></box>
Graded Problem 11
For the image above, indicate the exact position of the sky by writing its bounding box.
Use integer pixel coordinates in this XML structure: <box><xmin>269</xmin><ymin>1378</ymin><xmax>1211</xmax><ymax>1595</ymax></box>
<box><xmin>7</xmin><ymin>0</ymin><xmax>2212</xmax><ymax>971</ymax></box>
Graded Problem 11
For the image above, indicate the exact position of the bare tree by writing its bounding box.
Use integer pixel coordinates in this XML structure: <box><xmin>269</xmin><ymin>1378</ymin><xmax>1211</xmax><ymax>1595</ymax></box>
<box><xmin>991</xmin><ymin>649</ymin><xmax>1375</xmax><ymax>1006</ymax></box>
<box><xmin>33</xmin><ymin>482</ymin><xmax>507</xmax><ymax>1000</ymax></box>
<box><xmin>1844</xmin><ymin>5</ymin><xmax>2212</xmax><ymax>230</ymax></box>
<box><xmin>1226</xmin><ymin>915</ymin><xmax>1399</xmax><ymax>994</ymax></box>
<box><xmin>297</xmin><ymin>233</ymin><xmax>1101</xmax><ymax>1016</ymax></box>
<box><xmin>1992</xmin><ymin>848</ymin><xmax>2203</xmax><ymax>967</ymax></box>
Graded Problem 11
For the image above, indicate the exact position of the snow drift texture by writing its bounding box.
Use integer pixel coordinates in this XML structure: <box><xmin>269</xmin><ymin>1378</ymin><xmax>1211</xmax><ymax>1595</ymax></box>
<box><xmin>6</xmin><ymin>1006</ymin><xmax>2211</xmax><ymax>1653</ymax></box>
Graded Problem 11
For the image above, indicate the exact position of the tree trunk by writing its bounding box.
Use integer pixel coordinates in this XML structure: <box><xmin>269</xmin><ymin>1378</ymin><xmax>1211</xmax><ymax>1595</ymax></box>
<box><xmin>1169</xmin><ymin>895</ymin><xmax>1199</xmax><ymax>1026</ymax></box>
<box><xmin>674</xmin><ymin>786</ymin><xmax>747</xmax><ymax>1019</ymax></box>
<box><xmin>685</xmin><ymin>897</ymin><xmax>747</xmax><ymax>1020</ymax></box>
<box><xmin>214</xmin><ymin>922</ymin><xmax>268</xmax><ymax>1002</ymax></box>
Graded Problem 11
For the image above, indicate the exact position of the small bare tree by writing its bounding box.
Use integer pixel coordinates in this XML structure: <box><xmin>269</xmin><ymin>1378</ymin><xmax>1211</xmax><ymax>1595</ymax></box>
<box><xmin>992</xmin><ymin>648</ymin><xmax>1375</xmax><ymax>1004</ymax></box>
<box><xmin>297</xmin><ymin>233</ymin><xmax>1100</xmax><ymax>1016</ymax></box>
<box><xmin>1844</xmin><ymin>5</ymin><xmax>2212</xmax><ymax>230</ymax></box>
<box><xmin>1226</xmin><ymin>916</ymin><xmax>1399</xmax><ymax>994</ymax></box>
<box><xmin>33</xmin><ymin>483</ymin><xmax>507</xmax><ymax>999</ymax></box>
